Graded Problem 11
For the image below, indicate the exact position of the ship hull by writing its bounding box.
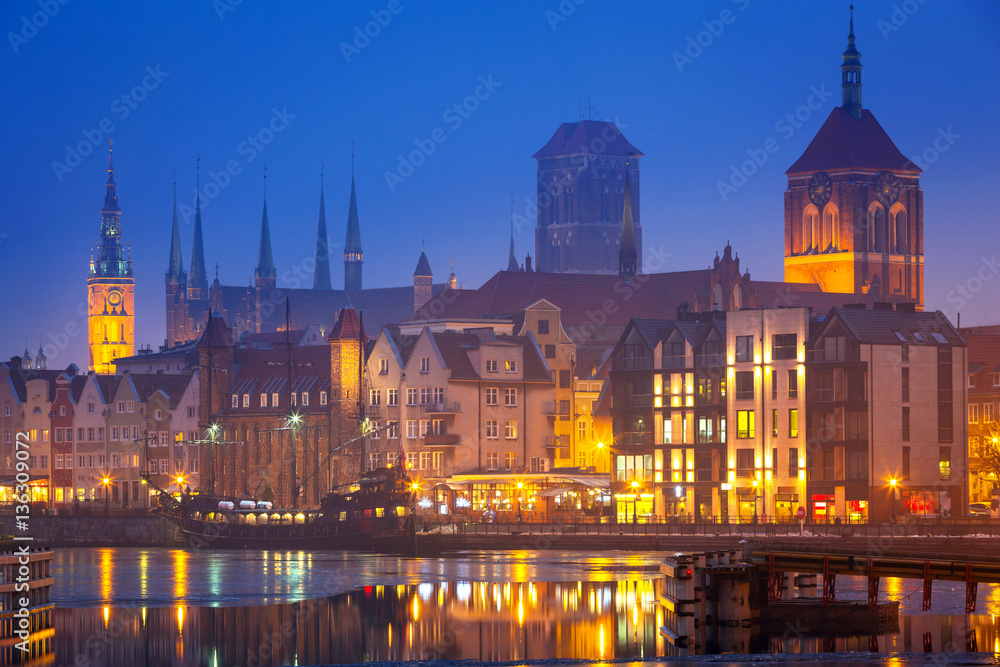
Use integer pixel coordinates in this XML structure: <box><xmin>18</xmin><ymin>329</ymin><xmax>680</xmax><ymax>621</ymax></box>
<box><xmin>167</xmin><ymin>514</ymin><xmax>416</xmax><ymax>554</ymax></box>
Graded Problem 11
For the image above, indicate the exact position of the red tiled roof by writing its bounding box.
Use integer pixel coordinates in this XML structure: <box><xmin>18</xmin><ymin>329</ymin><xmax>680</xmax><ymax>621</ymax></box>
<box><xmin>533</xmin><ymin>121</ymin><xmax>643</xmax><ymax>159</ymax></box>
<box><xmin>786</xmin><ymin>107</ymin><xmax>919</xmax><ymax>175</ymax></box>
<box><xmin>328</xmin><ymin>307</ymin><xmax>365</xmax><ymax>341</ymax></box>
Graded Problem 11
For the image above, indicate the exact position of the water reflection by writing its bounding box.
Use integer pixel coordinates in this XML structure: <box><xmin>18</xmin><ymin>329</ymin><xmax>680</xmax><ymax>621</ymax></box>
<box><xmin>54</xmin><ymin>580</ymin><xmax>659</xmax><ymax>667</ymax></box>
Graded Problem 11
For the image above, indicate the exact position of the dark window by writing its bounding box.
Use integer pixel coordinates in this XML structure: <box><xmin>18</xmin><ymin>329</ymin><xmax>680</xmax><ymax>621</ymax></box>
<box><xmin>772</xmin><ymin>372</ymin><xmax>778</xmax><ymax>400</ymax></box>
<box><xmin>544</xmin><ymin>344</ymin><xmax>556</xmax><ymax>359</ymax></box>
<box><xmin>902</xmin><ymin>367</ymin><xmax>909</xmax><ymax>402</ymax></box>
<box><xmin>902</xmin><ymin>446</ymin><xmax>910</xmax><ymax>480</ymax></box>
<box><xmin>736</xmin><ymin>449</ymin><xmax>754</xmax><ymax>477</ymax></box>
<box><xmin>698</xmin><ymin>339</ymin><xmax>724</xmax><ymax>366</ymax></box>
<box><xmin>789</xmin><ymin>448</ymin><xmax>799</xmax><ymax>477</ymax></box>
<box><xmin>772</xmin><ymin>447</ymin><xmax>778</xmax><ymax>475</ymax></box>
<box><xmin>736</xmin><ymin>336</ymin><xmax>754</xmax><ymax>363</ymax></box>
<box><xmin>537</xmin><ymin>319</ymin><xmax>549</xmax><ymax>335</ymax></box>
<box><xmin>558</xmin><ymin>369</ymin><xmax>571</xmax><ymax>388</ymax></box>
<box><xmin>735</xmin><ymin>371</ymin><xmax>754</xmax><ymax>400</ymax></box>
<box><xmin>787</xmin><ymin>370</ymin><xmax>798</xmax><ymax>399</ymax></box>
<box><xmin>902</xmin><ymin>406</ymin><xmax>910</xmax><ymax>442</ymax></box>
<box><xmin>823</xmin><ymin>451</ymin><xmax>835</xmax><ymax>480</ymax></box>
<box><xmin>901</xmin><ymin>345</ymin><xmax>909</xmax><ymax>363</ymax></box>
<box><xmin>772</xmin><ymin>333</ymin><xmax>797</xmax><ymax>360</ymax></box>
<box><xmin>772</xmin><ymin>409</ymin><xmax>778</xmax><ymax>438</ymax></box>
<box><xmin>846</xmin><ymin>450</ymin><xmax>868</xmax><ymax>481</ymax></box>
<box><xmin>937</xmin><ymin>347</ymin><xmax>953</xmax><ymax>443</ymax></box>
<box><xmin>663</xmin><ymin>341</ymin><xmax>685</xmax><ymax>368</ymax></box>
<box><xmin>696</xmin><ymin>453</ymin><xmax>713</xmax><ymax>482</ymax></box>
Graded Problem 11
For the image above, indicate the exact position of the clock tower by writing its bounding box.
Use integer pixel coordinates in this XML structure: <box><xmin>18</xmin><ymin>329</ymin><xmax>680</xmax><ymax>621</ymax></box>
<box><xmin>783</xmin><ymin>7</ymin><xmax>923</xmax><ymax>308</ymax></box>
<box><xmin>88</xmin><ymin>141</ymin><xmax>135</xmax><ymax>373</ymax></box>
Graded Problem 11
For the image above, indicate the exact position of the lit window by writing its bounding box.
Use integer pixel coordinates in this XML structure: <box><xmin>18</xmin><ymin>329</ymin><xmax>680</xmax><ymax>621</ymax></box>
<box><xmin>243</xmin><ymin>394</ymin><xmax>250</xmax><ymax>408</ymax></box>
<box><xmin>505</xmin><ymin>419</ymin><xmax>517</xmax><ymax>439</ymax></box>
<box><xmin>301</xmin><ymin>392</ymin><xmax>309</xmax><ymax>407</ymax></box>
<box><xmin>271</xmin><ymin>393</ymin><xmax>279</xmax><ymax>407</ymax></box>
<box><xmin>320</xmin><ymin>391</ymin><xmax>328</xmax><ymax>406</ymax></box>
<box><xmin>378</xmin><ymin>358</ymin><xmax>389</xmax><ymax>374</ymax></box>
<box><xmin>736</xmin><ymin>410</ymin><xmax>755</xmax><ymax>439</ymax></box>
<box><xmin>505</xmin><ymin>360</ymin><xmax>517</xmax><ymax>373</ymax></box>
<box><xmin>260</xmin><ymin>393</ymin><xmax>268</xmax><ymax>407</ymax></box>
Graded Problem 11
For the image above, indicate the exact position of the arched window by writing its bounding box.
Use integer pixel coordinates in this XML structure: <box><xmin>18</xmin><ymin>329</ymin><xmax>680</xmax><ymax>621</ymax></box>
<box><xmin>732</xmin><ymin>283</ymin><xmax>743</xmax><ymax>310</ymax></box>
<box><xmin>802</xmin><ymin>205</ymin><xmax>819</xmax><ymax>253</ymax></box>
<box><xmin>890</xmin><ymin>204</ymin><xmax>907</xmax><ymax>254</ymax></box>
<box><xmin>867</xmin><ymin>203</ymin><xmax>885</xmax><ymax>253</ymax></box>
<box><xmin>713</xmin><ymin>283</ymin><xmax>724</xmax><ymax>311</ymax></box>
<box><xmin>822</xmin><ymin>203</ymin><xmax>839</xmax><ymax>251</ymax></box>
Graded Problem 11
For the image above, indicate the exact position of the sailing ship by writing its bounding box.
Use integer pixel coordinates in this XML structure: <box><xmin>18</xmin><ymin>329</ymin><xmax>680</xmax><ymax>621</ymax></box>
<box><xmin>150</xmin><ymin>302</ymin><xmax>416</xmax><ymax>552</ymax></box>
<box><xmin>148</xmin><ymin>464</ymin><xmax>416</xmax><ymax>552</ymax></box>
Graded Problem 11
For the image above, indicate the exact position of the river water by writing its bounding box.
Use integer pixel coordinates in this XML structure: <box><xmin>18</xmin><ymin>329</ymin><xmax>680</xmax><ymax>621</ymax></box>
<box><xmin>47</xmin><ymin>548</ymin><xmax>1000</xmax><ymax>666</ymax></box>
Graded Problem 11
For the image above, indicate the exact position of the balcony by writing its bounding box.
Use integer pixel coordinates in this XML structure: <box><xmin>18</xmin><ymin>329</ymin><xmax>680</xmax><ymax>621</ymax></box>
<box><xmin>625</xmin><ymin>394</ymin><xmax>653</xmax><ymax>408</ymax></box>
<box><xmin>543</xmin><ymin>401</ymin><xmax>571</xmax><ymax>416</ymax></box>
<box><xmin>423</xmin><ymin>433</ymin><xmax>460</xmax><ymax>446</ymax></box>
<box><xmin>422</xmin><ymin>402</ymin><xmax>461</xmax><ymax>414</ymax></box>
<box><xmin>544</xmin><ymin>435</ymin><xmax>568</xmax><ymax>449</ymax></box>
<box><xmin>612</xmin><ymin>357</ymin><xmax>653</xmax><ymax>371</ymax></box>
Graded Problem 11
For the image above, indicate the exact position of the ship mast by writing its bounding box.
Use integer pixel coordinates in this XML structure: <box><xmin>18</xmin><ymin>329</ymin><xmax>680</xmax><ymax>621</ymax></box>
<box><xmin>287</xmin><ymin>298</ymin><xmax>298</xmax><ymax>509</ymax></box>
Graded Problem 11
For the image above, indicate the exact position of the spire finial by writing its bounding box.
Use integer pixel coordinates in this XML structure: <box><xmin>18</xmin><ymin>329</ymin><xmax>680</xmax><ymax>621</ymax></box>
<box><xmin>264</xmin><ymin>162</ymin><xmax>267</xmax><ymax>199</ymax></box>
<box><xmin>841</xmin><ymin>3</ymin><xmax>863</xmax><ymax>119</ymax></box>
<box><xmin>108</xmin><ymin>137</ymin><xmax>114</xmax><ymax>172</ymax></box>
<box><xmin>196</xmin><ymin>153</ymin><xmax>201</xmax><ymax>191</ymax></box>
<box><xmin>321</xmin><ymin>159</ymin><xmax>324</xmax><ymax>186</ymax></box>
<box><xmin>351</xmin><ymin>139</ymin><xmax>356</xmax><ymax>176</ymax></box>
<box><xmin>215</xmin><ymin>263</ymin><xmax>220</xmax><ymax>279</ymax></box>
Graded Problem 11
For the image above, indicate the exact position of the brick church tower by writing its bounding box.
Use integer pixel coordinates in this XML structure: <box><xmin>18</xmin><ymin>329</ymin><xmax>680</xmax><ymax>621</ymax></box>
<box><xmin>88</xmin><ymin>141</ymin><xmax>135</xmax><ymax>373</ymax></box>
<box><xmin>533</xmin><ymin>121</ymin><xmax>643</xmax><ymax>274</ymax></box>
<box><xmin>783</xmin><ymin>8</ymin><xmax>923</xmax><ymax>308</ymax></box>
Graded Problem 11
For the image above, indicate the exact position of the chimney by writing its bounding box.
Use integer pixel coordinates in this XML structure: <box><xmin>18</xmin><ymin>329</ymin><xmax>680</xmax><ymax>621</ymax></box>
<box><xmin>676</xmin><ymin>302</ymin><xmax>690</xmax><ymax>320</ymax></box>
<box><xmin>525</xmin><ymin>254</ymin><xmax>532</xmax><ymax>272</ymax></box>
<box><xmin>873</xmin><ymin>302</ymin><xmax>893</xmax><ymax>312</ymax></box>
<box><xmin>895</xmin><ymin>302</ymin><xmax>916</xmax><ymax>313</ymax></box>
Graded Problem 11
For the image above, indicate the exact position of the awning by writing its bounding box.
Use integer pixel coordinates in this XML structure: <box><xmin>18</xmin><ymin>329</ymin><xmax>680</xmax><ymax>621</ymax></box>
<box><xmin>538</xmin><ymin>487</ymin><xmax>573</xmax><ymax>498</ymax></box>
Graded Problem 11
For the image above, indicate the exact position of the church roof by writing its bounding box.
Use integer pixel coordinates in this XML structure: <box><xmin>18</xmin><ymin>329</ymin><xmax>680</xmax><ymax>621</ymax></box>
<box><xmin>786</xmin><ymin>107</ymin><xmax>919</xmax><ymax>175</ymax></box>
<box><xmin>413</xmin><ymin>251</ymin><xmax>432</xmax><ymax>277</ymax></box>
<box><xmin>533</xmin><ymin>120</ymin><xmax>643</xmax><ymax>159</ymax></box>
<box><xmin>197</xmin><ymin>312</ymin><xmax>236</xmax><ymax>348</ymax></box>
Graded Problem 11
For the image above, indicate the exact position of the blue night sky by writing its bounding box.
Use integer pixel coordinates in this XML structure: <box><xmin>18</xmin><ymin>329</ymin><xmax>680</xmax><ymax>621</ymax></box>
<box><xmin>2</xmin><ymin>0</ymin><xmax>998</xmax><ymax>369</ymax></box>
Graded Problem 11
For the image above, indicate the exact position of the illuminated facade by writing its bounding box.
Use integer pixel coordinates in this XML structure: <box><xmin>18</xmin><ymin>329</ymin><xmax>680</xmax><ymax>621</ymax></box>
<box><xmin>783</xmin><ymin>9</ymin><xmax>923</xmax><ymax>308</ymax></box>
<box><xmin>88</xmin><ymin>143</ymin><xmax>135</xmax><ymax>373</ymax></box>
<box><xmin>608</xmin><ymin>304</ymin><xmax>968</xmax><ymax>522</ymax></box>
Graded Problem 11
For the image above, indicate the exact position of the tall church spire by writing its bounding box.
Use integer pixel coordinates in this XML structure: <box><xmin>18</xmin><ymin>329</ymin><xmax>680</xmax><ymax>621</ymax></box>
<box><xmin>344</xmin><ymin>144</ymin><xmax>363</xmax><ymax>296</ymax></box>
<box><xmin>93</xmin><ymin>139</ymin><xmax>129</xmax><ymax>279</ymax></box>
<box><xmin>841</xmin><ymin>4</ymin><xmax>863</xmax><ymax>120</ymax></box>
<box><xmin>619</xmin><ymin>156</ymin><xmax>637</xmax><ymax>284</ymax></box>
<box><xmin>255</xmin><ymin>167</ymin><xmax>276</xmax><ymax>287</ymax></box>
<box><xmin>166</xmin><ymin>171</ymin><xmax>186</xmax><ymax>285</ymax></box>
<box><xmin>189</xmin><ymin>156</ymin><xmax>209</xmax><ymax>296</ymax></box>
<box><xmin>506</xmin><ymin>196</ymin><xmax>519</xmax><ymax>271</ymax></box>
<box><xmin>313</xmin><ymin>166</ymin><xmax>332</xmax><ymax>289</ymax></box>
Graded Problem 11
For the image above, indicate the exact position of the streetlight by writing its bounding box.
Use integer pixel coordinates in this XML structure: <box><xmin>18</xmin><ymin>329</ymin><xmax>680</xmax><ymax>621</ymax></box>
<box><xmin>631</xmin><ymin>480</ymin><xmax>639</xmax><ymax>524</ymax></box>
<box><xmin>752</xmin><ymin>478</ymin><xmax>759</xmax><ymax>524</ymax></box>
<box><xmin>102</xmin><ymin>477</ymin><xmax>110</xmax><ymax>516</ymax></box>
<box><xmin>597</xmin><ymin>441</ymin><xmax>605</xmax><ymax>474</ymax></box>
<box><xmin>516</xmin><ymin>481</ymin><xmax>524</xmax><ymax>523</ymax></box>
<box><xmin>890</xmin><ymin>478</ymin><xmax>897</xmax><ymax>524</ymax></box>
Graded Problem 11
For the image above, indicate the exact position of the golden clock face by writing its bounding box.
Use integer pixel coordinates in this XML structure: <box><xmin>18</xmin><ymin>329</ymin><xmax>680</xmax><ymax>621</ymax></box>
<box><xmin>875</xmin><ymin>171</ymin><xmax>899</xmax><ymax>207</ymax></box>
<box><xmin>808</xmin><ymin>172</ymin><xmax>832</xmax><ymax>207</ymax></box>
<box><xmin>106</xmin><ymin>291</ymin><xmax>122</xmax><ymax>307</ymax></box>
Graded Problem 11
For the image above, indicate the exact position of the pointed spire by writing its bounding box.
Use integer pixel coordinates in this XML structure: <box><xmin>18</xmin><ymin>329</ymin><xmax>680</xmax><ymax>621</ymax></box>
<box><xmin>344</xmin><ymin>148</ymin><xmax>363</xmax><ymax>296</ymax></box>
<box><xmin>166</xmin><ymin>170</ymin><xmax>186</xmax><ymax>285</ymax></box>
<box><xmin>103</xmin><ymin>138</ymin><xmax>120</xmax><ymax>214</ymax></box>
<box><xmin>313</xmin><ymin>164</ymin><xmax>332</xmax><ymax>289</ymax></box>
<box><xmin>255</xmin><ymin>167</ymin><xmax>276</xmax><ymax>285</ymax></box>
<box><xmin>189</xmin><ymin>155</ymin><xmax>208</xmax><ymax>294</ymax></box>
<box><xmin>506</xmin><ymin>195</ymin><xmax>519</xmax><ymax>271</ymax></box>
<box><xmin>619</xmin><ymin>156</ymin><xmax>637</xmax><ymax>283</ymax></box>
<box><xmin>841</xmin><ymin>4</ymin><xmax>863</xmax><ymax>119</ymax></box>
